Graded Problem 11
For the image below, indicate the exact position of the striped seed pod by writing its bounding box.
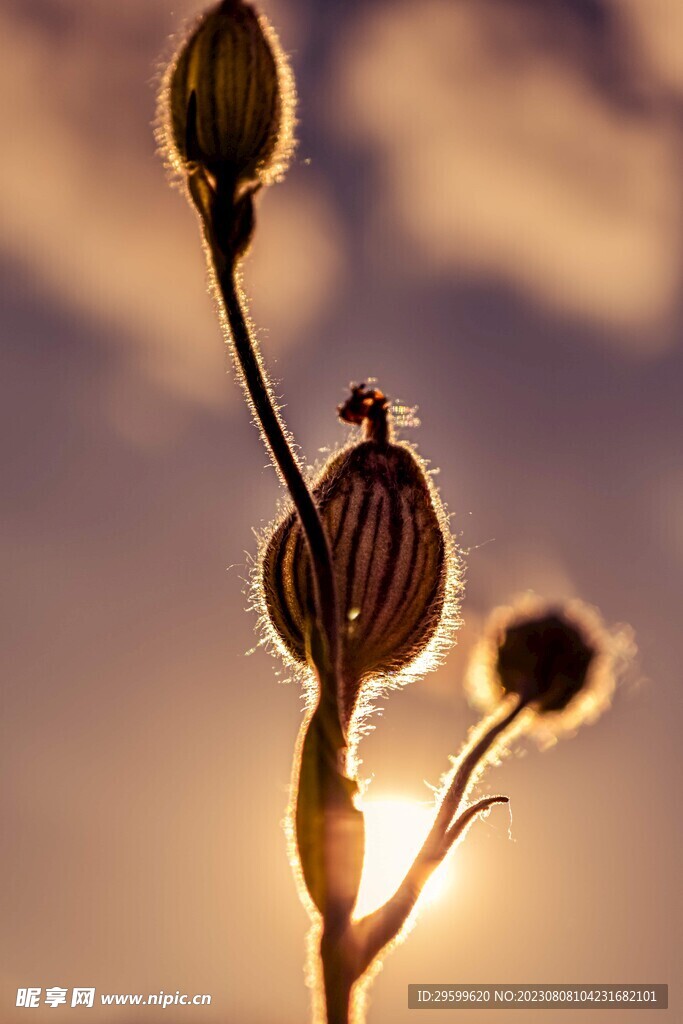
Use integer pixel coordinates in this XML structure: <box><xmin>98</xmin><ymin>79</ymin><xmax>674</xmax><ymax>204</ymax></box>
<box><xmin>163</xmin><ymin>0</ymin><xmax>293</xmax><ymax>189</ymax></box>
<box><xmin>261</xmin><ymin>386</ymin><xmax>449</xmax><ymax>711</ymax></box>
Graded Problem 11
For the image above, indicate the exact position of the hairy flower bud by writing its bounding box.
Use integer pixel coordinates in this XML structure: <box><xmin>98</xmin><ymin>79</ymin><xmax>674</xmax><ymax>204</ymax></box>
<box><xmin>261</xmin><ymin>386</ymin><xmax>453</xmax><ymax>713</ymax></box>
<box><xmin>466</xmin><ymin>595</ymin><xmax>634</xmax><ymax>740</ymax></box>
<box><xmin>495</xmin><ymin>612</ymin><xmax>595</xmax><ymax>712</ymax></box>
<box><xmin>162</xmin><ymin>0</ymin><xmax>294</xmax><ymax>189</ymax></box>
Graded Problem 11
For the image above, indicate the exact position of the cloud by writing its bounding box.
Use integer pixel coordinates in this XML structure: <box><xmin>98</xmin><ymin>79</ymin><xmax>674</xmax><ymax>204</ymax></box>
<box><xmin>243</xmin><ymin>176</ymin><xmax>346</xmax><ymax>352</ymax></box>
<box><xmin>652</xmin><ymin>469</ymin><xmax>683</xmax><ymax>564</ymax></box>
<box><xmin>619</xmin><ymin>0</ymin><xmax>683</xmax><ymax>96</ymax></box>
<box><xmin>330</xmin><ymin>0</ymin><xmax>682</xmax><ymax>352</ymax></box>
<box><xmin>0</xmin><ymin>3</ymin><xmax>343</xmax><ymax>413</ymax></box>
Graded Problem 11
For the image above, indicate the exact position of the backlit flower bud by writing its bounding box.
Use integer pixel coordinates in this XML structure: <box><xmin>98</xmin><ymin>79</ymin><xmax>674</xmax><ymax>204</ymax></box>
<box><xmin>261</xmin><ymin>386</ymin><xmax>455</xmax><ymax>706</ymax></box>
<box><xmin>495</xmin><ymin>612</ymin><xmax>594</xmax><ymax>711</ymax></box>
<box><xmin>466</xmin><ymin>595</ymin><xmax>634</xmax><ymax>740</ymax></box>
<box><xmin>161</xmin><ymin>0</ymin><xmax>294</xmax><ymax>189</ymax></box>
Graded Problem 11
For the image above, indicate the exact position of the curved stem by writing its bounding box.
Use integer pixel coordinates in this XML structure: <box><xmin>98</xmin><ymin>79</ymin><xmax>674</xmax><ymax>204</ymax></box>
<box><xmin>185</xmin><ymin>163</ymin><xmax>343</xmax><ymax>723</ymax></box>
<box><xmin>446</xmin><ymin>794</ymin><xmax>509</xmax><ymax>845</ymax></box>
<box><xmin>354</xmin><ymin>695</ymin><xmax>530</xmax><ymax>970</ymax></box>
<box><xmin>428</xmin><ymin>695</ymin><xmax>529</xmax><ymax>854</ymax></box>
<box><xmin>216</xmin><ymin>260</ymin><xmax>343</xmax><ymax>721</ymax></box>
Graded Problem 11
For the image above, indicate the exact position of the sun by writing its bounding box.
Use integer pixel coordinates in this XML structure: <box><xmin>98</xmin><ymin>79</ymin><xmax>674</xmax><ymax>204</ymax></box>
<box><xmin>353</xmin><ymin>797</ymin><xmax>451</xmax><ymax>919</ymax></box>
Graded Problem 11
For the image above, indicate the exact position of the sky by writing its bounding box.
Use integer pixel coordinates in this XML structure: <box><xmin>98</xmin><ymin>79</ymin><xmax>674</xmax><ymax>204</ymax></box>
<box><xmin>1</xmin><ymin>1</ymin><xmax>682</xmax><ymax>1022</ymax></box>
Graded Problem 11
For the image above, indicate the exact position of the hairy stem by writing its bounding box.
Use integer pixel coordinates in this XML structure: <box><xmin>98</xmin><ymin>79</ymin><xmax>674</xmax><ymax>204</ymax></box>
<box><xmin>188</xmin><ymin>170</ymin><xmax>344</xmax><ymax>726</ymax></box>
<box><xmin>217</xmin><ymin>256</ymin><xmax>343</xmax><ymax>720</ymax></box>
<box><xmin>355</xmin><ymin>695</ymin><xmax>529</xmax><ymax>971</ymax></box>
<box><xmin>220</xmin><ymin>266</ymin><xmax>341</xmax><ymax>686</ymax></box>
<box><xmin>430</xmin><ymin>695</ymin><xmax>528</xmax><ymax>852</ymax></box>
<box><xmin>203</xmin><ymin>195</ymin><xmax>365</xmax><ymax>1023</ymax></box>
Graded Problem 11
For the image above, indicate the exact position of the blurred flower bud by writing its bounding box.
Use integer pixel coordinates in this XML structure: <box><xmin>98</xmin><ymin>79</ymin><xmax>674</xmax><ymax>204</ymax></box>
<box><xmin>496</xmin><ymin>613</ymin><xmax>594</xmax><ymax>711</ymax></box>
<box><xmin>466</xmin><ymin>595</ymin><xmax>635</xmax><ymax>741</ymax></box>
<box><xmin>260</xmin><ymin>386</ymin><xmax>457</xmax><ymax>715</ymax></box>
<box><xmin>161</xmin><ymin>0</ymin><xmax>294</xmax><ymax>190</ymax></box>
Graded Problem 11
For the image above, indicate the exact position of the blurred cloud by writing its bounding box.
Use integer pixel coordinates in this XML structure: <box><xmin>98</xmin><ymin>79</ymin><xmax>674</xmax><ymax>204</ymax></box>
<box><xmin>473</xmin><ymin>540</ymin><xmax>578</xmax><ymax>608</ymax></box>
<box><xmin>0</xmin><ymin>2</ymin><xmax>343</xmax><ymax>416</ymax></box>
<box><xmin>620</xmin><ymin>0</ymin><xmax>683</xmax><ymax>95</ymax></box>
<box><xmin>652</xmin><ymin>468</ymin><xmax>683</xmax><ymax>563</ymax></box>
<box><xmin>330</xmin><ymin>0</ymin><xmax>682</xmax><ymax>351</ymax></box>
<box><xmin>243</xmin><ymin>176</ymin><xmax>346</xmax><ymax>351</ymax></box>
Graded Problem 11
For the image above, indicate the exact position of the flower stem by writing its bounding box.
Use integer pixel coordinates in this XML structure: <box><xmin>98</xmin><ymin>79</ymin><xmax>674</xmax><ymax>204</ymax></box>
<box><xmin>321</xmin><ymin>929</ymin><xmax>355</xmax><ymax>1024</ymax></box>
<box><xmin>216</xmin><ymin>256</ymin><xmax>343</xmax><ymax>720</ymax></box>
<box><xmin>354</xmin><ymin>695</ymin><xmax>530</xmax><ymax>972</ymax></box>
<box><xmin>185</xmin><ymin>170</ymin><xmax>343</xmax><ymax>727</ymax></box>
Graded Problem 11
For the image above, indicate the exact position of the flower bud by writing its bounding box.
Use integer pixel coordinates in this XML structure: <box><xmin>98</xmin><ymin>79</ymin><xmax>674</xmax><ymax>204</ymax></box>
<box><xmin>261</xmin><ymin>387</ymin><xmax>453</xmax><ymax>702</ymax></box>
<box><xmin>466</xmin><ymin>595</ymin><xmax>634</xmax><ymax>740</ymax></box>
<box><xmin>162</xmin><ymin>0</ymin><xmax>294</xmax><ymax>189</ymax></box>
<box><xmin>495</xmin><ymin>612</ymin><xmax>595</xmax><ymax>712</ymax></box>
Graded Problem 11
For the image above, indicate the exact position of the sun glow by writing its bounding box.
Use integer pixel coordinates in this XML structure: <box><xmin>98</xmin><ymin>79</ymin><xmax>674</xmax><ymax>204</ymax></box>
<box><xmin>353</xmin><ymin>798</ymin><xmax>451</xmax><ymax>919</ymax></box>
